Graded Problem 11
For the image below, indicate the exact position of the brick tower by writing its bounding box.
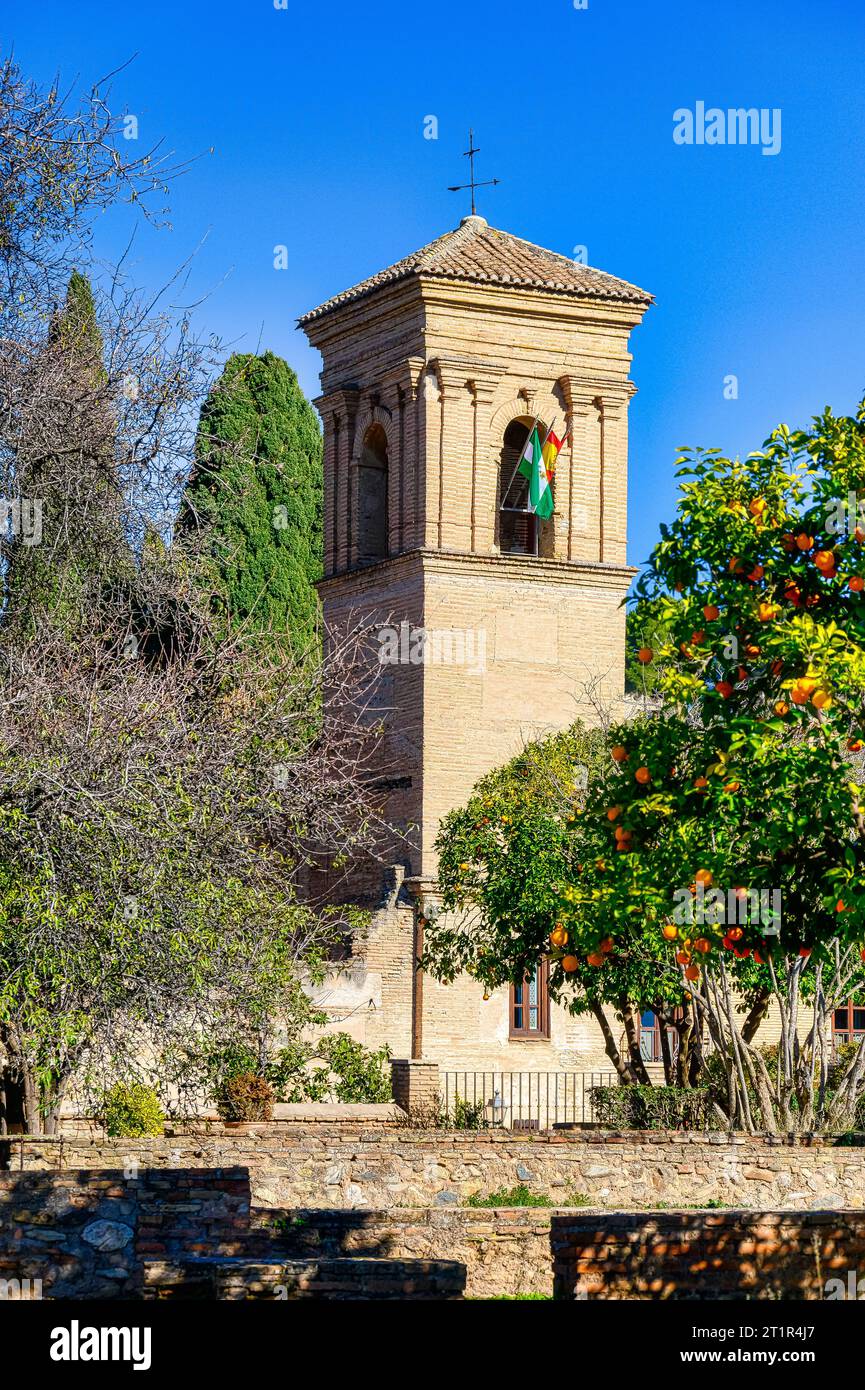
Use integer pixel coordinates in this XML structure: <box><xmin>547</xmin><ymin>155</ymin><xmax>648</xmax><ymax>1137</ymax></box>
<box><xmin>299</xmin><ymin>216</ymin><xmax>652</xmax><ymax>1078</ymax></box>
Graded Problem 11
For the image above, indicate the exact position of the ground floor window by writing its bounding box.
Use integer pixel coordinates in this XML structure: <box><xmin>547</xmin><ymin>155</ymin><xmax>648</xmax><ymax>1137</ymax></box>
<box><xmin>510</xmin><ymin>959</ymin><xmax>549</xmax><ymax>1037</ymax></box>
<box><xmin>832</xmin><ymin>999</ymin><xmax>865</xmax><ymax>1047</ymax></box>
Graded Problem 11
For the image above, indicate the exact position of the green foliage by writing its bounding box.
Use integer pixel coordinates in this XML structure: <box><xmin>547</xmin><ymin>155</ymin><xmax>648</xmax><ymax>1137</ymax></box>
<box><xmin>625</xmin><ymin>600</ymin><xmax>669</xmax><ymax>696</ymax></box>
<box><xmin>466</xmin><ymin>1185</ymin><xmax>591</xmax><ymax>1208</ymax></box>
<box><xmin>205</xmin><ymin>1033</ymin><xmax>391</xmax><ymax>1106</ymax></box>
<box><xmin>450</xmin><ymin>1094</ymin><xmax>487</xmax><ymax>1130</ymax></box>
<box><xmin>179</xmin><ymin>351</ymin><xmax>323</xmax><ymax>654</ymax></box>
<box><xmin>312</xmin><ymin>1034</ymin><xmax>392</xmax><ymax>1103</ymax></box>
<box><xmin>589</xmin><ymin>1085</ymin><xmax>714</xmax><ymax>1130</ymax></box>
<box><xmin>466</xmin><ymin>1185</ymin><xmax>555</xmax><ymax>1208</ymax></box>
<box><xmin>427</xmin><ymin>722</ymin><xmax>609</xmax><ymax>998</ymax></box>
<box><xmin>102</xmin><ymin>1082</ymin><xmax>165</xmax><ymax>1138</ymax></box>
<box><xmin>215</xmin><ymin>1071</ymin><xmax>275</xmax><ymax>1122</ymax></box>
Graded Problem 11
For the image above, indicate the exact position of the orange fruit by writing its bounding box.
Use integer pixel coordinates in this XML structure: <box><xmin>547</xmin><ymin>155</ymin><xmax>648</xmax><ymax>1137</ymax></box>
<box><xmin>635</xmin><ymin>766</ymin><xmax>651</xmax><ymax>784</ymax></box>
<box><xmin>695</xmin><ymin>869</ymin><xmax>713</xmax><ymax>887</ymax></box>
<box><xmin>723</xmin><ymin>780</ymin><xmax>741</xmax><ymax>793</ymax></box>
<box><xmin>676</xmin><ymin>950</ymin><xmax>691</xmax><ymax>965</ymax></box>
<box><xmin>848</xmin><ymin>738</ymin><xmax>863</xmax><ymax>752</ymax></box>
<box><xmin>691</xmin><ymin>630</ymin><xmax>705</xmax><ymax>644</ymax></box>
<box><xmin>780</xmin><ymin>533</ymin><xmax>796</xmax><ymax>551</ymax></box>
<box><xmin>684</xmin><ymin>964</ymin><xmax>700</xmax><ymax>981</ymax></box>
<box><xmin>774</xmin><ymin>701</ymin><xmax>789</xmax><ymax>716</ymax></box>
<box><xmin>703</xmin><ymin>604</ymin><xmax>720</xmax><ymax>621</ymax></box>
<box><xmin>550</xmin><ymin>926</ymin><xmax>568</xmax><ymax>949</ymax></box>
<box><xmin>745</xmin><ymin>644</ymin><xmax>761</xmax><ymax>657</ymax></box>
<box><xmin>728</xmin><ymin>927</ymin><xmax>744</xmax><ymax>942</ymax></box>
<box><xmin>849</xmin><ymin>576</ymin><xmax>865</xmax><ymax>592</ymax></box>
<box><xmin>614</xmin><ymin>825</ymin><xmax>631</xmax><ymax>841</ymax></box>
<box><xmin>796</xmin><ymin>532</ymin><xmax>814</xmax><ymax>551</ymax></box>
<box><xmin>611</xmin><ymin>745</ymin><xmax>628</xmax><ymax>762</ymax></box>
<box><xmin>799</xmin><ymin>947</ymin><xmax>811</xmax><ymax>959</ymax></box>
<box><xmin>606</xmin><ymin>805</ymin><xmax>622</xmax><ymax>821</ymax></box>
<box><xmin>562</xmin><ymin>955</ymin><xmax>579</xmax><ymax>972</ymax></box>
<box><xmin>747</xmin><ymin>564</ymin><xmax>764</xmax><ymax>583</ymax></box>
<box><xmin>694</xmin><ymin>938</ymin><xmax>711</xmax><ymax>954</ymax></box>
<box><xmin>662</xmin><ymin>923</ymin><xmax>678</xmax><ymax>941</ymax></box>
<box><xmin>791</xmin><ymin>676</ymin><xmax>817</xmax><ymax>704</ymax></box>
<box><xmin>637</xmin><ymin>646</ymin><xmax>653</xmax><ymax>664</ymax></box>
<box><xmin>814</xmin><ymin>549</ymin><xmax>836</xmax><ymax>573</ymax></box>
<box><xmin>836</xmin><ymin>900</ymin><xmax>846</xmax><ymax>914</ymax></box>
<box><xmin>749</xmin><ymin>498</ymin><xmax>767</xmax><ymax>518</ymax></box>
<box><xmin>715</xmin><ymin>680</ymin><xmax>733</xmax><ymax>699</ymax></box>
<box><xmin>600</xmin><ymin>937</ymin><xmax>615</xmax><ymax>954</ymax></box>
<box><xmin>758</xmin><ymin>602</ymin><xmax>779</xmax><ymax>622</ymax></box>
<box><xmin>586</xmin><ymin>952</ymin><xmax>605</xmax><ymax>968</ymax></box>
<box><xmin>811</xmin><ymin>689</ymin><xmax>832</xmax><ymax>710</ymax></box>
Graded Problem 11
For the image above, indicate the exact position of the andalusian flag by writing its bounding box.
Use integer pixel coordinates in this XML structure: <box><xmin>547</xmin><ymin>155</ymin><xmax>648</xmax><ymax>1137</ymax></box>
<box><xmin>517</xmin><ymin>426</ymin><xmax>555</xmax><ymax>519</ymax></box>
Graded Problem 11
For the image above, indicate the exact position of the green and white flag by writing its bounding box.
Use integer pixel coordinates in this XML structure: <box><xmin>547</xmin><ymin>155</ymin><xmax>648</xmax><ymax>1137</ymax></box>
<box><xmin>517</xmin><ymin>426</ymin><xmax>555</xmax><ymax>519</ymax></box>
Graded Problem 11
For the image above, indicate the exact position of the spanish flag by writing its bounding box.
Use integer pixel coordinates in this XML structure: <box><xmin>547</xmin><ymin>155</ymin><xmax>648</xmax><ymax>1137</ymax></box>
<box><xmin>542</xmin><ymin>429</ymin><xmax>565</xmax><ymax>482</ymax></box>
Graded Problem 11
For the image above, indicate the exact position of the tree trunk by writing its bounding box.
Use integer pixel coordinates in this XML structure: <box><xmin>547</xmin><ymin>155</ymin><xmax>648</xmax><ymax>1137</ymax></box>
<box><xmin>588</xmin><ymin>1000</ymin><xmax>639</xmax><ymax>1084</ymax></box>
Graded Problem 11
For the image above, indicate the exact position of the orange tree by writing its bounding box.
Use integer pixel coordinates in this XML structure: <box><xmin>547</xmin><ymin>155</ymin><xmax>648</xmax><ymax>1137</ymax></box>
<box><xmin>428</xmin><ymin>401</ymin><xmax>865</xmax><ymax>1132</ymax></box>
<box><xmin>425</xmin><ymin>723</ymin><xmax>691</xmax><ymax>1086</ymax></box>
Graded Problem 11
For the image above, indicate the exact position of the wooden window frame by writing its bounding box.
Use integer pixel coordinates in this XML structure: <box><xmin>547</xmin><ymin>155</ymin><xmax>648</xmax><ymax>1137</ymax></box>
<box><xmin>832</xmin><ymin>998</ymin><xmax>865</xmax><ymax>1046</ymax></box>
<box><xmin>509</xmin><ymin>959</ymin><xmax>550</xmax><ymax>1039</ymax></box>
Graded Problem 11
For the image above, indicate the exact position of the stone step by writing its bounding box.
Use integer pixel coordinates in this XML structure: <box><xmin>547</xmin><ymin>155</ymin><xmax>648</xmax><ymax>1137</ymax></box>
<box><xmin>143</xmin><ymin>1255</ymin><xmax>465</xmax><ymax>1300</ymax></box>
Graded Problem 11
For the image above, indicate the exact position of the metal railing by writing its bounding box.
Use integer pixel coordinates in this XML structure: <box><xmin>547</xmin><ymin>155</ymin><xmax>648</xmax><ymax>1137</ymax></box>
<box><xmin>440</xmin><ymin>1070</ymin><xmax>617</xmax><ymax>1130</ymax></box>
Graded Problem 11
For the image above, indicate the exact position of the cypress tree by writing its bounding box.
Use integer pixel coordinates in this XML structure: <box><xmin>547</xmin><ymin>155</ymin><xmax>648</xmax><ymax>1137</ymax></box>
<box><xmin>178</xmin><ymin>351</ymin><xmax>323</xmax><ymax>653</ymax></box>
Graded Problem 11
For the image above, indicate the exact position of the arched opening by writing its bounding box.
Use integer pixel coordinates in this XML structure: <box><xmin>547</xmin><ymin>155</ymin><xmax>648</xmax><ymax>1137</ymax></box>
<box><xmin>497</xmin><ymin>417</ymin><xmax>555</xmax><ymax>557</ymax></box>
<box><xmin>357</xmin><ymin>422</ymin><xmax>389</xmax><ymax>564</ymax></box>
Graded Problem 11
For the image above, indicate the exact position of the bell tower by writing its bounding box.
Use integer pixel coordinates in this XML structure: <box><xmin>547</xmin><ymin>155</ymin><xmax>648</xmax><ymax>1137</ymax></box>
<box><xmin>300</xmin><ymin>214</ymin><xmax>652</xmax><ymax>903</ymax></box>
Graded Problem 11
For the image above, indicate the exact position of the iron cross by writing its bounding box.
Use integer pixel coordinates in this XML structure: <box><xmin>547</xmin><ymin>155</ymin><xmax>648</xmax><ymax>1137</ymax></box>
<box><xmin>447</xmin><ymin>128</ymin><xmax>500</xmax><ymax>216</ymax></box>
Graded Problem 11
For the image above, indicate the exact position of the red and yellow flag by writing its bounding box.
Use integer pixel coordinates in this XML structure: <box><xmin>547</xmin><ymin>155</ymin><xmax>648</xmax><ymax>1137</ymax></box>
<box><xmin>542</xmin><ymin>429</ymin><xmax>566</xmax><ymax>482</ymax></box>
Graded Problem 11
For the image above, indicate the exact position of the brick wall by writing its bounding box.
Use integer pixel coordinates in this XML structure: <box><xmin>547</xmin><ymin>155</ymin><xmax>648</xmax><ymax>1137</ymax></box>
<box><xmin>7</xmin><ymin>1130</ymin><xmax>865</xmax><ymax>1214</ymax></box>
<box><xmin>0</xmin><ymin>1167</ymin><xmax>250</xmax><ymax>1298</ymax></box>
<box><xmin>551</xmin><ymin>1210</ymin><xmax>865</xmax><ymax>1300</ymax></box>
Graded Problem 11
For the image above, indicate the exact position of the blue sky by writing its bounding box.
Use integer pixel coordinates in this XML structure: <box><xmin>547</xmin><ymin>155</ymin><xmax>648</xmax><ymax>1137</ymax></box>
<box><xmin>4</xmin><ymin>0</ymin><xmax>865</xmax><ymax>568</ymax></box>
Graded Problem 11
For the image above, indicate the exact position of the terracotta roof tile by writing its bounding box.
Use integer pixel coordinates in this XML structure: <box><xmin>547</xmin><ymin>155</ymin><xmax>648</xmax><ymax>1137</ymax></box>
<box><xmin>298</xmin><ymin>216</ymin><xmax>653</xmax><ymax>325</ymax></box>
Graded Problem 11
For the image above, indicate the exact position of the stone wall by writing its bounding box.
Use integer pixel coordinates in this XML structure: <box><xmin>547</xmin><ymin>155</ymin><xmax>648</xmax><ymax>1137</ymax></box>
<box><xmin>0</xmin><ymin>1167</ymin><xmax>250</xmax><ymax>1298</ymax></box>
<box><xmin>7</xmin><ymin>1130</ymin><xmax>865</xmax><ymax>1213</ymax></box>
<box><xmin>251</xmin><ymin>1206</ymin><xmax>557</xmax><ymax>1298</ymax></box>
<box><xmin>551</xmin><ymin>1210</ymin><xmax>865</xmax><ymax>1300</ymax></box>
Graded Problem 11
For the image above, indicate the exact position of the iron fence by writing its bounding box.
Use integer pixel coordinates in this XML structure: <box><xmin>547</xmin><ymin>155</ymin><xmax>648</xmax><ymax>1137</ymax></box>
<box><xmin>440</xmin><ymin>1070</ymin><xmax>617</xmax><ymax>1130</ymax></box>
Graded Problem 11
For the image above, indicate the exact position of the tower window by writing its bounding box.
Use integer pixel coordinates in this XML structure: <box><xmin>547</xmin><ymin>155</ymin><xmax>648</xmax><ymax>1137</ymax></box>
<box><xmin>510</xmin><ymin>959</ymin><xmax>550</xmax><ymax>1037</ymax></box>
<box><xmin>357</xmin><ymin>422</ymin><xmax>388</xmax><ymax>564</ymax></box>
<box><xmin>498</xmin><ymin>418</ymin><xmax>554</xmax><ymax>557</ymax></box>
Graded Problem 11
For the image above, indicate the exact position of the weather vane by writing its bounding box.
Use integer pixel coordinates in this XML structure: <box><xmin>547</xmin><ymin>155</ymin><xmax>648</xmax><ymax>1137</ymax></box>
<box><xmin>447</xmin><ymin>128</ymin><xmax>500</xmax><ymax>217</ymax></box>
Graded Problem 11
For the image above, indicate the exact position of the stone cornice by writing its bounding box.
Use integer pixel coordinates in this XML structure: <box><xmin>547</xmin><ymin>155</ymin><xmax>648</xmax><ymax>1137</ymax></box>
<box><xmin>318</xmin><ymin>546</ymin><xmax>636</xmax><ymax>595</ymax></box>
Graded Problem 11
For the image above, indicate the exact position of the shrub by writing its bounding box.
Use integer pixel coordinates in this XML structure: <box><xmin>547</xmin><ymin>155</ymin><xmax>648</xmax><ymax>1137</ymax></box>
<box><xmin>590</xmin><ymin>1084</ymin><xmax>714</xmax><ymax>1130</ymax></box>
<box><xmin>215</xmin><ymin>1071</ymin><xmax>274</xmax><ymax>1122</ymax></box>
<box><xmin>467</xmin><ymin>1184</ymin><xmax>554</xmax><ymax>1208</ymax></box>
<box><xmin>102</xmin><ymin>1082</ymin><xmax>164</xmax><ymax>1138</ymax></box>
<box><xmin>312</xmin><ymin>1034</ymin><xmax>392</xmax><ymax>1103</ymax></box>
<box><xmin>451</xmin><ymin>1094</ymin><xmax>487</xmax><ymax>1129</ymax></box>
